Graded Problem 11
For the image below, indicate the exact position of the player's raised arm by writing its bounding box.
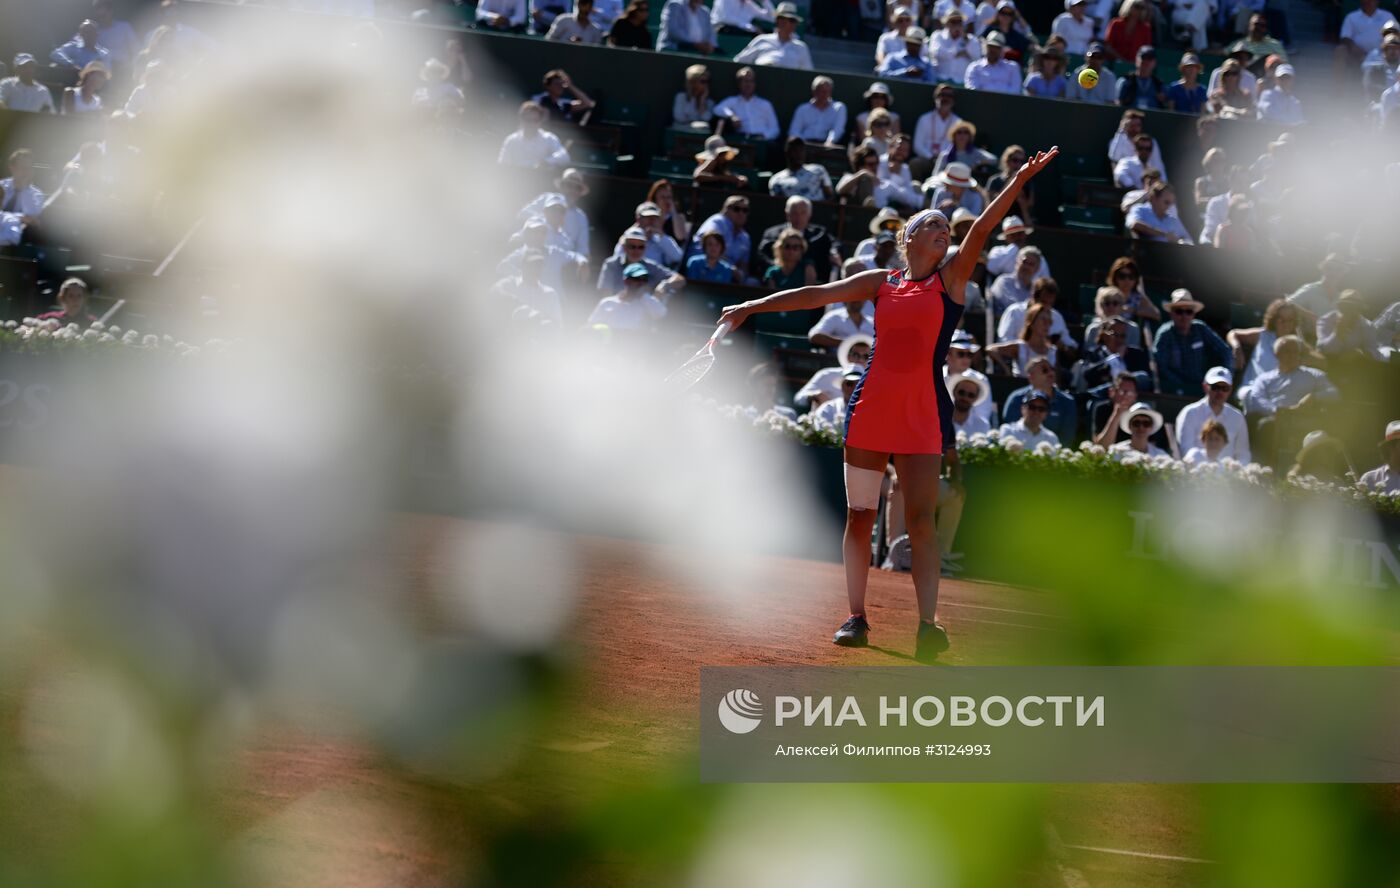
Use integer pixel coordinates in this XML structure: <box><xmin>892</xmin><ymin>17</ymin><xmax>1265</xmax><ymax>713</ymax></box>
<box><xmin>942</xmin><ymin>146</ymin><xmax>1058</xmax><ymax>295</ymax></box>
<box><xmin>717</xmin><ymin>268</ymin><xmax>886</xmax><ymax>332</ymax></box>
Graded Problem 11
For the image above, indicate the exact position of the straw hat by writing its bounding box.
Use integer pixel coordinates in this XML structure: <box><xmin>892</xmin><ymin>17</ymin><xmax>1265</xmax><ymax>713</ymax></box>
<box><xmin>869</xmin><ymin>207</ymin><xmax>903</xmax><ymax>235</ymax></box>
<box><xmin>1166</xmin><ymin>288</ymin><xmax>1204</xmax><ymax>313</ymax></box>
<box><xmin>695</xmin><ymin>134</ymin><xmax>739</xmax><ymax>162</ymax></box>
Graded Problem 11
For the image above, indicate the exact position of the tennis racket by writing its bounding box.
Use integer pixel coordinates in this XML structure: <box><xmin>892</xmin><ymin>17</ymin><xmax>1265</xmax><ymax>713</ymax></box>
<box><xmin>664</xmin><ymin>322</ymin><xmax>731</xmax><ymax>390</ymax></box>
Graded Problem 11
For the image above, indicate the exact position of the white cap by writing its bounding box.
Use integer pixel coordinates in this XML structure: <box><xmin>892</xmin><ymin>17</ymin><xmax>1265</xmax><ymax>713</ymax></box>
<box><xmin>622</xmin><ymin>225</ymin><xmax>648</xmax><ymax>242</ymax></box>
<box><xmin>1274</xmin><ymin>64</ymin><xmax>1295</xmax><ymax>77</ymax></box>
<box><xmin>1204</xmin><ymin>366</ymin><xmax>1233</xmax><ymax>386</ymax></box>
<box><xmin>636</xmin><ymin>201</ymin><xmax>662</xmax><ymax>217</ymax></box>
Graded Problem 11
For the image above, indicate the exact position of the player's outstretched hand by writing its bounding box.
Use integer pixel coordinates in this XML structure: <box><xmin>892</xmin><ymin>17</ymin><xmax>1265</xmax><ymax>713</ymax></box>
<box><xmin>1016</xmin><ymin>146</ymin><xmax>1059</xmax><ymax>183</ymax></box>
<box><xmin>718</xmin><ymin>303</ymin><xmax>752</xmax><ymax>332</ymax></box>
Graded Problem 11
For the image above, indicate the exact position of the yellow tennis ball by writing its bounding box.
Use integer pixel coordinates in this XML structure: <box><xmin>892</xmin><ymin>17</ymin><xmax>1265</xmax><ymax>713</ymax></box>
<box><xmin>1078</xmin><ymin>68</ymin><xmax>1099</xmax><ymax>89</ymax></box>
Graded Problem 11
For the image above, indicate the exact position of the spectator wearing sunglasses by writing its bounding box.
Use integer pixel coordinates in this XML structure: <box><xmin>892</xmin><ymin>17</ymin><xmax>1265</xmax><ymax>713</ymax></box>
<box><xmin>1001</xmin><ymin>356</ymin><xmax>1077</xmax><ymax>444</ymax></box>
<box><xmin>998</xmin><ymin>391</ymin><xmax>1061</xmax><ymax>449</ymax></box>
<box><xmin>1098</xmin><ymin>256</ymin><xmax>1161</xmax><ymax>325</ymax></box>
<box><xmin>1109</xmin><ymin>403</ymin><xmax>1171</xmax><ymax>459</ymax></box>
<box><xmin>1085</xmin><ymin>283</ymin><xmax>1144</xmax><ymax>350</ymax></box>
<box><xmin>693</xmin><ymin>194</ymin><xmax>753</xmax><ymax>270</ymax></box>
<box><xmin>1153</xmin><ymin>289</ymin><xmax>1231</xmax><ymax>396</ymax></box>
<box><xmin>1174</xmin><ymin>366</ymin><xmax>1251</xmax><ymax>464</ymax></box>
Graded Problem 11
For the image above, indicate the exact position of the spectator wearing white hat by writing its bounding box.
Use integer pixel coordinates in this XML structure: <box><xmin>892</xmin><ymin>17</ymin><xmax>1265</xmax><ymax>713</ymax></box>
<box><xmin>1109</xmin><ymin>403</ymin><xmax>1170</xmax><ymax>459</ymax></box>
<box><xmin>1317</xmin><ymin>290</ymin><xmax>1387</xmax><ymax>362</ymax></box>
<box><xmin>964</xmin><ymin>31</ymin><xmax>1021</xmax><ymax>93</ymax></box>
<box><xmin>520</xmin><ymin>168</ymin><xmax>591</xmax><ymax>255</ymax></box>
<box><xmin>733</xmin><ymin>3</ymin><xmax>812</xmax><ymax>69</ymax></box>
<box><xmin>769</xmin><ymin>136</ymin><xmax>834</xmax><ymax>201</ymax></box>
<box><xmin>1067</xmin><ymin>41</ymin><xmax>1119</xmax><ymax>104</ymax></box>
<box><xmin>878</xmin><ymin>27</ymin><xmax>938</xmax><ymax>82</ymax></box>
<box><xmin>1127</xmin><ymin>182</ymin><xmax>1192</xmax><ymax>244</ymax></box>
<box><xmin>999</xmin><ymin>391</ymin><xmax>1062</xmax><ymax>448</ymax></box>
<box><xmin>1174</xmin><ymin>366</ymin><xmax>1251</xmax><ymax>463</ymax></box>
<box><xmin>944</xmin><ymin>331</ymin><xmax>997</xmax><ymax>426</ymax></box>
<box><xmin>1053</xmin><ymin>0</ymin><xmax>1096</xmax><ymax>54</ymax></box>
<box><xmin>1357</xmin><ymin>421</ymin><xmax>1400</xmax><ymax>494</ymax></box>
<box><xmin>788</xmin><ymin>75</ymin><xmax>847</xmax><ymax>143</ymax></box>
<box><xmin>657</xmin><ymin>0</ymin><xmax>716</xmax><ymax>52</ymax></box>
<box><xmin>602</xmin><ymin>226</ymin><xmax>685</xmax><ymax>291</ymax></box>
<box><xmin>692</xmin><ymin>194</ymin><xmax>752</xmax><ymax>270</ymax></box>
<box><xmin>498</xmin><ymin>102</ymin><xmax>570</xmax><ymax>168</ymax></box>
<box><xmin>715</xmin><ymin>67</ymin><xmax>782</xmax><ymax>141</ymax></box>
<box><xmin>812</xmin><ymin>364</ymin><xmax>864</xmax><ymax>431</ymax></box>
<box><xmin>856</xmin><ymin>81</ymin><xmax>901</xmax><ymax>136</ymax></box>
<box><xmin>629</xmin><ymin>201</ymin><xmax>685</xmax><ymax>268</ymax></box>
<box><xmin>852</xmin><ymin>207</ymin><xmax>903</xmax><ymax>266</ymax></box>
<box><xmin>930</xmin><ymin>12</ymin><xmax>983</xmax><ymax>84</ymax></box>
<box><xmin>1153</xmin><ymin>290</ymin><xmax>1231</xmax><ymax>396</ymax></box>
<box><xmin>1256</xmin><ymin>64</ymin><xmax>1303</xmax><ymax>125</ymax></box>
<box><xmin>546</xmin><ymin>0</ymin><xmax>606</xmax><ymax>41</ymax></box>
<box><xmin>877</xmin><ymin>6</ymin><xmax>924</xmax><ymax>66</ymax></box>
<box><xmin>947</xmin><ymin>369</ymin><xmax>993</xmax><ymax>436</ymax></box>
<box><xmin>588</xmin><ymin>263</ymin><xmax>669</xmax><ymax>330</ymax></box>
<box><xmin>925</xmin><ymin>161</ymin><xmax>986</xmax><ymax>216</ymax></box>
<box><xmin>985</xmin><ymin>215</ymin><xmax>1053</xmax><ymax>281</ymax></box>
<box><xmin>796</xmin><ymin>333</ymin><xmax>872</xmax><ymax>409</ymax></box>
<box><xmin>0</xmin><ymin>55</ymin><xmax>55</xmax><ymax>113</ymax></box>
<box><xmin>711</xmin><ymin>0</ymin><xmax>775</xmax><ymax>34</ymax></box>
<box><xmin>809</xmin><ymin>298</ymin><xmax>875</xmax><ymax>347</ymax></box>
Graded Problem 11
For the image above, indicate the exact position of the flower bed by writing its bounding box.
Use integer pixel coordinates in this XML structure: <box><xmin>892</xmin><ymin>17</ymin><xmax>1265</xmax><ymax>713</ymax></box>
<box><xmin>714</xmin><ymin>403</ymin><xmax>1400</xmax><ymax>519</ymax></box>
<box><xmin>0</xmin><ymin>317</ymin><xmax>224</xmax><ymax>357</ymax></box>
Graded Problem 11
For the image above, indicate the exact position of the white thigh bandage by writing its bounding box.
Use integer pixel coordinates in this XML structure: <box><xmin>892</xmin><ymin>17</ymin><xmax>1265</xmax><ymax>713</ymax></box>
<box><xmin>844</xmin><ymin>464</ymin><xmax>884</xmax><ymax>511</ymax></box>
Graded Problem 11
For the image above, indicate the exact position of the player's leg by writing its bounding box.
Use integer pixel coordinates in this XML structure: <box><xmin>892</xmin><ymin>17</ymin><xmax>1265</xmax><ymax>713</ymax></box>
<box><xmin>891</xmin><ymin>452</ymin><xmax>950</xmax><ymax>661</ymax></box>
<box><xmin>834</xmin><ymin>445</ymin><xmax>888</xmax><ymax>646</ymax></box>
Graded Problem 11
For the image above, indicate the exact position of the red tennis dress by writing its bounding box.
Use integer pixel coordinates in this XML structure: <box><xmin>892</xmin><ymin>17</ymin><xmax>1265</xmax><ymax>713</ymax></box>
<box><xmin>843</xmin><ymin>268</ymin><xmax>964</xmax><ymax>455</ymax></box>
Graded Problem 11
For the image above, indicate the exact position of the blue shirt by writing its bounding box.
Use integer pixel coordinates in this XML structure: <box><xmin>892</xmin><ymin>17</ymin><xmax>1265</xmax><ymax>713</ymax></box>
<box><xmin>876</xmin><ymin>50</ymin><xmax>937</xmax><ymax>83</ymax></box>
<box><xmin>693</xmin><ymin>212</ymin><xmax>751</xmax><ymax>269</ymax></box>
<box><xmin>1164</xmin><ymin>80</ymin><xmax>1207</xmax><ymax>114</ymax></box>
<box><xmin>1024</xmin><ymin>72</ymin><xmax>1067</xmax><ymax>99</ymax></box>
<box><xmin>1152</xmin><ymin>321</ymin><xmax>1232</xmax><ymax>397</ymax></box>
<box><xmin>685</xmin><ymin>254</ymin><xmax>736</xmax><ymax>283</ymax></box>
<box><xmin>1002</xmin><ymin>385</ymin><xmax>1078</xmax><ymax>445</ymax></box>
<box><xmin>50</xmin><ymin>39</ymin><xmax>111</xmax><ymax>69</ymax></box>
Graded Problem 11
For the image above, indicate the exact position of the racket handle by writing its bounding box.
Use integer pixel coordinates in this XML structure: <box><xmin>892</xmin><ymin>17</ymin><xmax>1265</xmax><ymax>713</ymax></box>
<box><xmin>711</xmin><ymin>321</ymin><xmax>731</xmax><ymax>343</ymax></box>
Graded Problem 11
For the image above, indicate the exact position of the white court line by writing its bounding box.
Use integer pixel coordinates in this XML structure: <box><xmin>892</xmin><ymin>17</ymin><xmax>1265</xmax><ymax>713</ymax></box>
<box><xmin>1063</xmin><ymin>844</ymin><xmax>1215</xmax><ymax>865</ymax></box>
<box><xmin>951</xmin><ymin>615</ymin><xmax>1057</xmax><ymax>633</ymax></box>
<box><xmin>940</xmin><ymin>599</ymin><xmax>1065</xmax><ymax>620</ymax></box>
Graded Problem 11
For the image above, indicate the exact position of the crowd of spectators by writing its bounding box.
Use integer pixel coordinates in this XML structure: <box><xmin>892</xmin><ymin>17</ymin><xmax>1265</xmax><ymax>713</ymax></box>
<box><xmin>0</xmin><ymin>0</ymin><xmax>1396</xmax><ymax>500</ymax></box>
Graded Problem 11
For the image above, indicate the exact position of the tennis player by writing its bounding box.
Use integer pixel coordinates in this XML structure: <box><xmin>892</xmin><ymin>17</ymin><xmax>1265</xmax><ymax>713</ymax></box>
<box><xmin>718</xmin><ymin>146</ymin><xmax>1059</xmax><ymax>662</ymax></box>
